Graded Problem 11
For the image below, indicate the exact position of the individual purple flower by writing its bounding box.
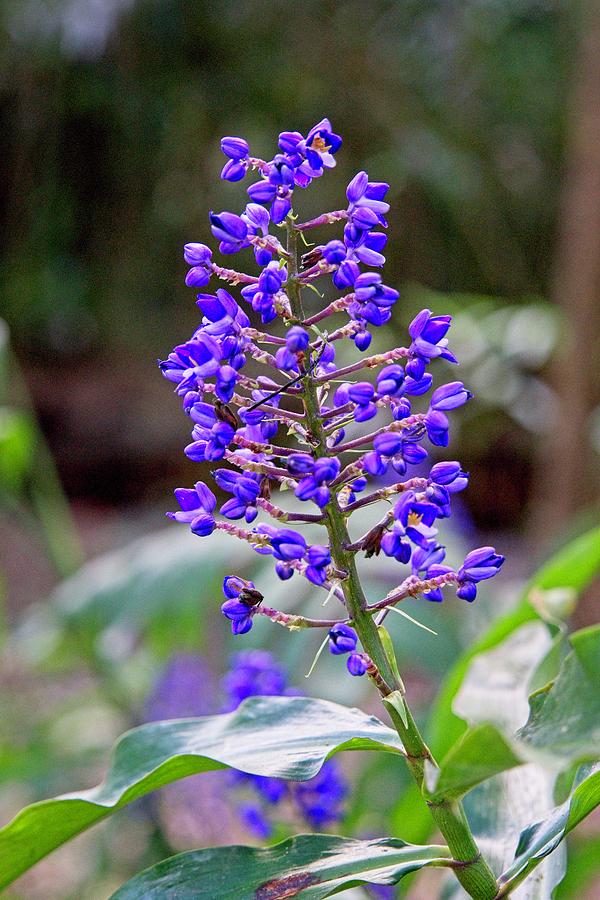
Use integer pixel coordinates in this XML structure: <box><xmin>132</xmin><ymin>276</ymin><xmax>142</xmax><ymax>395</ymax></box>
<box><xmin>430</xmin><ymin>381</ymin><xmax>473</xmax><ymax>412</ymax></box>
<box><xmin>328</xmin><ymin>623</ymin><xmax>358</xmax><ymax>655</ymax></box>
<box><xmin>407</xmin><ymin>308</ymin><xmax>458</xmax><ymax>378</ymax></box>
<box><xmin>221</xmin><ymin>576</ymin><xmax>263</xmax><ymax>634</ymax></box>
<box><xmin>158</xmin><ymin>333</ymin><xmax>222</xmax><ymax>394</ymax></box>
<box><xmin>376</xmin><ymin>365</ymin><xmax>405</xmax><ymax>397</ymax></box>
<box><xmin>346</xmin><ymin>171</ymin><xmax>390</xmax><ymax>230</ymax></box>
<box><xmin>214</xmin><ymin>468</ymin><xmax>261</xmax><ymax>523</ymax></box>
<box><xmin>347</xmin><ymin>652</ymin><xmax>369</xmax><ymax>677</ymax></box>
<box><xmin>457</xmin><ymin>547</ymin><xmax>505</xmax><ymax>601</ymax></box>
<box><xmin>209</xmin><ymin>210</ymin><xmax>249</xmax><ymax>253</ymax></box>
<box><xmin>267</xmin><ymin>527</ymin><xmax>307</xmax><ymax>561</ymax></box>
<box><xmin>305</xmin><ymin>545</ymin><xmax>331</xmax><ymax>586</ymax></box>
<box><xmin>425</xmin><ymin>410</ymin><xmax>450</xmax><ymax>447</ymax></box>
<box><xmin>429</xmin><ymin>461</ymin><xmax>469</xmax><ymax>492</ymax></box>
<box><xmin>241</xmin><ymin>260</ymin><xmax>286</xmax><ymax>324</ymax></box>
<box><xmin>166</xmin><ymin>481</ymin><xmax>217</xmax><ymax>536</ymax></box>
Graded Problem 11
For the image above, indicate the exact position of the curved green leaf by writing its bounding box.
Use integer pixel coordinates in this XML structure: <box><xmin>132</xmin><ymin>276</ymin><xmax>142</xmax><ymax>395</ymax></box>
<box><xmin>430</xmin><ymin>525</ymin><xmax>600</xmax><ymax>758</ymax></box>
<box><xmin>391</xmin><ymin>525</ymin><xmax>600</xmax><ymax>841</ymax></box>
<box><xmin>428</xmin><ymin>624</ymin><xmax>600</xmax><ymax>801</ymax></box>
<box><xmin>110</xmin><ymin>835</ymin><xmax>451</xmax><ymax>900</ymax></box>
<box><xmin>498</xmin><ymin>765</ymin><xmax>600</xmax><ymax>896</ymax></box>
<box><xmin>0</xmin><ymin>696</ymin><xmax>401</xmax><ymax>890</ymax></box>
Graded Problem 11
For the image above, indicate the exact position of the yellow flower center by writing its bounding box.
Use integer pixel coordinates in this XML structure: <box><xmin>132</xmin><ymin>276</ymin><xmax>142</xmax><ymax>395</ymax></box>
<box><xmin>407</xmin><ymin>512</ymin><xmax>423</xmax><ymax>528</ymax></box>
<box><xmin>309</xmin><ymin>135</ymin><xmax>330</xmax><ymax>153</ymax></box>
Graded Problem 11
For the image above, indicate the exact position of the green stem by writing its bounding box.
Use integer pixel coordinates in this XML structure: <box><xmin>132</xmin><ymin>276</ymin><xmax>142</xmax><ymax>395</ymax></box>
<box><xmin>285</xmin><ymin>218</ymin><xmax>498</xmax><ymax>900</ymax></box>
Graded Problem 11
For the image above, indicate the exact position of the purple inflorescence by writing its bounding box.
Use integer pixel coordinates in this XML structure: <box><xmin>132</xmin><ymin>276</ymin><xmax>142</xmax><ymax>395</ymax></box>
<box><xmin>146</xmin><ymin>651</ymin><xmax>348</xmax><ymax>840</ymax></box>
<box><xmin>222</xmin><ymin>650</ymin><xmax>348</xmax><ymax>836</ymax></box>
<box><xmin>160</xmin><ymin>119</ymin><xmax>504</xmax><ymax>679</ymax></box>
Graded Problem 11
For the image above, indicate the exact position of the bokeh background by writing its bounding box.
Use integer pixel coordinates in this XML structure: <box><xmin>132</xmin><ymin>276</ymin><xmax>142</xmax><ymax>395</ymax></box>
<box><xmin>1</xmin><ymin>1</ymin><xmax>600</xmax><ymax>897</ymax></box>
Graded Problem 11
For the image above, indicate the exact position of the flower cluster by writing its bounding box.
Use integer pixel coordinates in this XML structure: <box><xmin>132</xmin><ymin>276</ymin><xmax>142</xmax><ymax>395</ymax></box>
<box><xmin>161</xmin><ymin>119</ymin><xmax>504</xmax><ymax>681</ymax></box>
<box><xmin>222</xmin><ymin>651</ymin><xmax>347</xmax><ymax>836</ymax></box>
<box><xmin>146</xmin><ymin>651</ymin><xmax>347</xmax><ymax>840</ymax></box>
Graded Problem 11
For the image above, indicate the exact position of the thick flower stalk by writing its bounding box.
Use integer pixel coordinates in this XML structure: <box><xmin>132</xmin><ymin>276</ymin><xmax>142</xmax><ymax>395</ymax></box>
<box><xmin>160</xmin><ymin>119</ymin><xmax>504</xmax><ymax>899</ymax></box>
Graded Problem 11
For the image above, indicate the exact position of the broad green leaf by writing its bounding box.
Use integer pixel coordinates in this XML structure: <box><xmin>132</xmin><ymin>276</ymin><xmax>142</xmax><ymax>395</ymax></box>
<box><xmin>428</xmin><ymin>624</ymin><xmax>600</xmax><ymax>801</ymax></box>
<box><xmin>497</xmin><ymin>764</ymin><xmax>600</xmax><ymax>896</ymax></box>
<box><xmin>426</xmin><ymin>723</ymin><xmax>522</xmax><ymax>801</ymax></box>
<box><xmin>432</xmin><ymin>525</ymin><xmax>600</xmax><ymax>756</ymax></box>
<box><xmin>518</xmin><ymin>624</ymin><xmax>600</xmax><ymax>764</ymax></box>
<box><xmin>391</xmin><ymin>525</ymin><xmax>600</xmax><ymax>842</ymax></box>
<box><xmin>110</xmin><ymin>835</ymin><xmax>452</xmax><ymax>900</ymax></box>
<box><xmin>432</xmin><ymin>624</ymin><xmax>565</xmax><ymax>899</ymax></box>
<box><xmin>0</xmin><ymin>696</ymin><xmax>401</xmax><ymax>889</ymax></box>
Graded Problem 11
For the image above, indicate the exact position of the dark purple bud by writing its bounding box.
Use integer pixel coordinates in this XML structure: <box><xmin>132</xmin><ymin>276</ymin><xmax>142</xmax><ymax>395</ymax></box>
<box><xmin>322</xmin><ymin>240</ymin><xmax>347</xmax><ymax>264</ymax></box>
<box><xmin>459</xmin><ymin>547</ymin><xmax>505</xmax><ymax>582</ymax></box>
<box><xmin>247</xmin><ymin>180</ymin><xmax>277</xmax><ymax>203</ymax></box>
<box><xmin>406</xmin><ymin>357</ymin><xmax>426</xmax><ymax>381</ymax></box>
<box><xmin>403</xmin><ymin>373</ymin><xmax>433</xmax><ymax>396</ymax></box>
<box><xmin>184</xmin><ymin>243</ymin><xmax>212</xmax><ymax>266</ymax></box>
<box><xmin>287</xmin><ymin>453</ymin><xmax>315</xmax><ymax>476</ymax></box>
<box><xmin>278</xmin><ymin>130</ymin><xmax>303</xmax><ymax>154</ymax></box>
<box><xmin>328</xmin><ymin>623</ymin><xmax>358</xmax><ymax>655</ymax></box>
<box><xmin>333</xmin><ymin>259</ymin><xmax>360</xmax><ymax>288</ymax></box>
<box><xmin>350</xmin><ymin>207</ymin><xmax>380</xmax><ymax>229</ymax></box>
<box><xmin>313</xmin><ymin>457</ymin><xmax>341</xmax><ymax>482</ymax></box>
<box><xmin>270</xmin><ymin>528</ymin><xmax>307</xmax><ymax>561</ymax></box>
<box><xmin>425</xmin><ymin>410</ymin><xmax>449</xmax><ymax>447</ymax></box>
<box><xmin>354</xmin><ymin>330</ymin><xmax>372</xmax><ymax>351</ymax></box>
<box><xmin>457</xmin><ymin>582</ymin><xmax>477</xmax><ymax>602</ymax></box>
<box><xmin>221</xmin><ymin>599</ymin><xmax>251</xmax><ymax>619</ymax></box>
<box><xmin>348</xmin><ymin>382</ymin><xmax>375</xmax><ymax>405</ymax></box>
<box><xmin>271</xmin><ymin>196</ymin><xmax>292</xmax><ymax>224</ymax></box>
<box><xmin>210</xmin><ymin>211</ymin><xmax>248</xmax><ymax>243</ymax></box>
<box><xmin>307</xmin><ymin>544</ymin><xmax>331</xmax><ymax>568</ymax></box>
<box><xmin>430</xmin><ymin>381</ymin><xmax>473</xmax><ymax>411</ymax></box>
<box><xmin>221</xmin><ymin>136</ymin><xmax>249</xmax><ymax>160</ymax></box>
<box><xmin>428</xmin><ymin>461</ymin><xmax>461</xmax><ymax>485</ymax></box>
<box><xmin>354</xmin><ymin>402</ymin><xmax>377</xmax><ymax>422</ymax></box>
<box><xmin>346</xmin><ymin>170</ymin><xmax>369</xmax><ymax>202</ymax></box>
<box><xmin>373</xmin><ymin>432</ymin><xmax>403</xmax><ymax>457</ymax></box>
<box><xmin>313</xmin><ymin>485</ymin><xmax>331</xmax><ymax>507</ymax></box>
<box><xmin>185</xmin><ymin>266</ymin><xmax>212</xmax><ymax>287</ymax></box>
<box><xmin>221</xmin><ymin>159</ymin><xmax>247</xmax><ymax>182</ymax></box>
<box><xmin>231</xmin><ymin>615</ymin><xmax>254</xmax><ymax>635</ymax></box>
<box><xmin>305</xmin><ymin>565</ymin><xmax>328</xmax><ymax>585</ymax></box>
<box><xmin>363</xmin><ymin>451</ymin><xmax>386</xmax><ymax>476</ymax></box>
<box><xmin>190</xmin><ymin>513</ymin><xmax>216</xmax><ymax>536</ymax></box>
<box><xmin>275</xmin><ymin>561</ymin><xmax>294</xmax><ymax>581</ymax></box>
<box><xmin>223</xmin><ymin>575</ymin><xmax>248</xmax><ymax>599</ymax></box>
<box><xmin>285</xmin><ymin>326</ymin><xmax>309</xmax><ymax>352</ymax></box>
<box><xmin>377</xmin><ymin>365</ymin><xmax>404</xmax><ymax>397</ymax></box>
<box><xmin>347</xmin><ymin>652</ymin><xmax>368</xmax><ymax>676</ymax></box>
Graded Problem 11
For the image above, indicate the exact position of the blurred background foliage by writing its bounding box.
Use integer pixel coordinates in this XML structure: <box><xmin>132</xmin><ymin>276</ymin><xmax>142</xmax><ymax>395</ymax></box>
<box><xmin>1</xmin><ymin>0</ymin><xmax>600</xmax><ymax>897</ymax></box>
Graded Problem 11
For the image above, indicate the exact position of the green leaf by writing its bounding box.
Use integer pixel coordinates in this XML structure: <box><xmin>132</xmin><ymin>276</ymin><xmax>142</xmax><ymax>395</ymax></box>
<box><xmin>110</xmin><ymin>835</ymin><xmax>451</xmax><ymax>900</ymax></box>
<box><xmin>431</xmin><ymin>623</ymin><xmax>566</xmax><ymax>898</ymax></box>
<box><xmin>429</xmin><ymin>624</ymin><xmax>600</xmax><ymax>801</ymax></box>
<box><xmin>0</xmin><ymin>696</ymin><xmax>402</xmax><ymax>889</ymax></box>
<box><xmin>0</xmin><ymin>407</ymin><xmax>36</xmax><ymax>493</ymax></box>
<box><xmin>426</xmin><ymin>723</ymin><xmax>522</xmax><ymax>801</ymax></box>
<box><xmin>497</xmin><ymin>764</ymin><xmax>600</xmax><ymax>896</ymax></box>
<box><xmin>391</xmin><ymin>525</ymin><xmax>600</xmax><ymax>842</ymax></box>
<box><xmin>432</xmin><ymin>525</ymin><xmax>600</xmax><ymax>758</ymax></box>
<box><xmin>518</xmin><ymin>624</ymin><xmax>600</xmax><ymax>765</ymax></box>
